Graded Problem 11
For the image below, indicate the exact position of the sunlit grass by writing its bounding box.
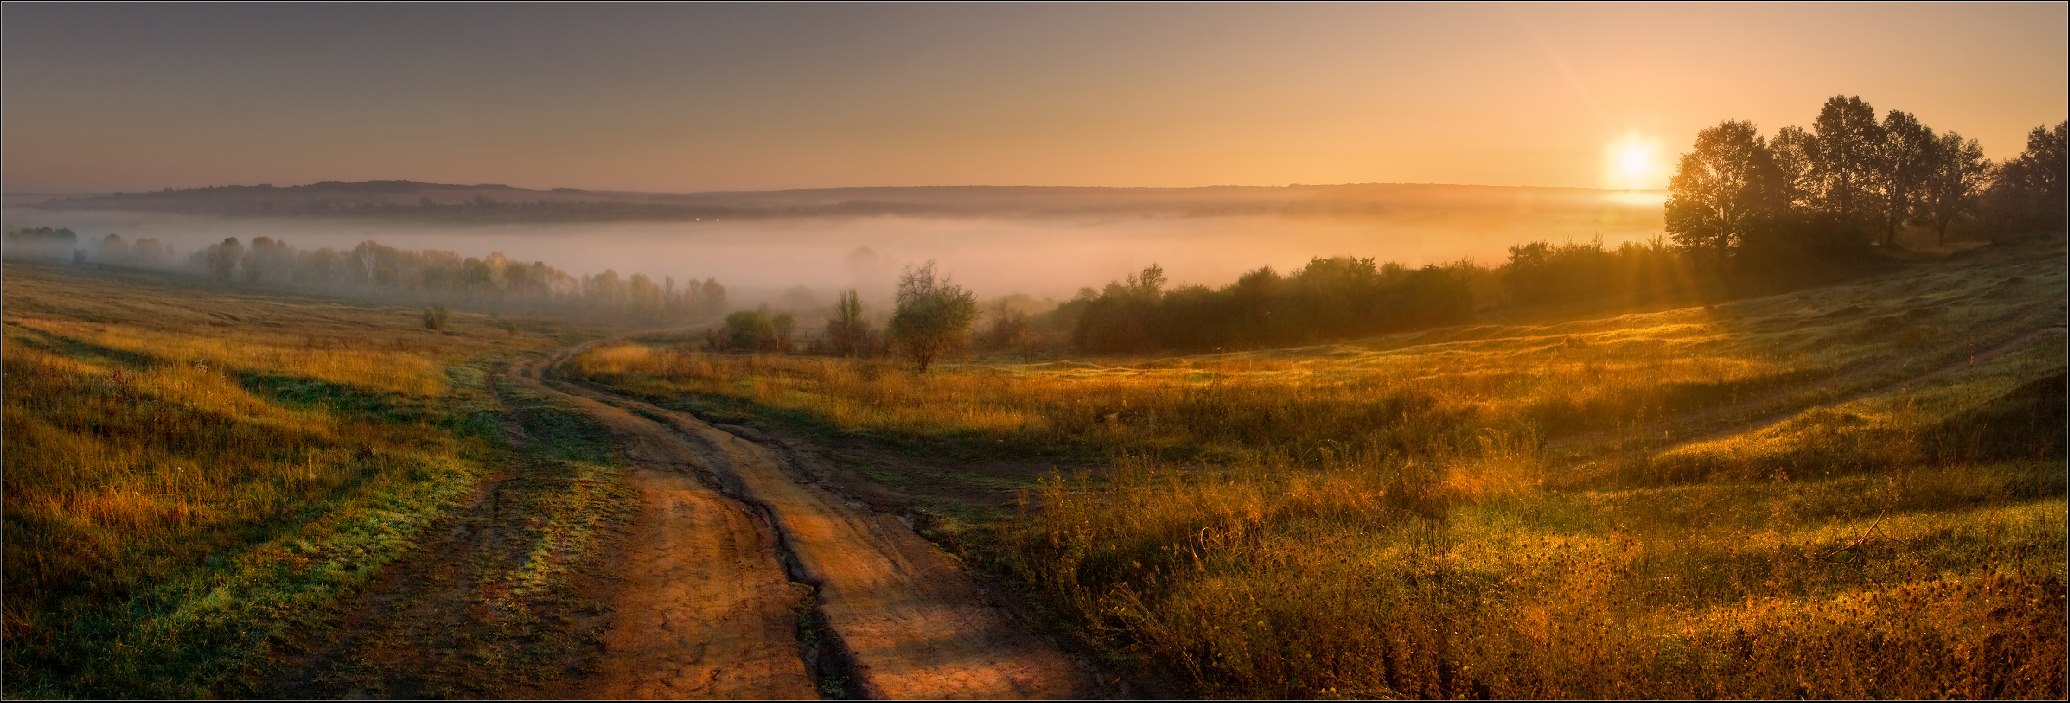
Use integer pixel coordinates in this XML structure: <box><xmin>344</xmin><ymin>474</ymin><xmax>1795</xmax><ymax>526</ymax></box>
<box><xmin>573</xmin><ymin>252</ymin><xmax>2067</xmax><ymax>698</ymax></box>
<box><xmin>0</xmin><ymin>264</ymin><xmax>582</xmax><ymax>697</ymax></box>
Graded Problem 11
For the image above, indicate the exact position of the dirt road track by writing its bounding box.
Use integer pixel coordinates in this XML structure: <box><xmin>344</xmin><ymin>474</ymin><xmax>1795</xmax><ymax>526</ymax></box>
<box><xmin>518</xmin><ymin>357</ymin><xmax>1099</xmax><ymax>699</ymax></box>
<box><xmin>511</xmin><ymin>360</ymin><xmax>819</xmax><ymax>699</ymax></box>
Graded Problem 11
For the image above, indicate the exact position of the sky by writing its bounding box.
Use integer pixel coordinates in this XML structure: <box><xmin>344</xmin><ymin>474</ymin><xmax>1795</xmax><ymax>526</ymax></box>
<box><xmin>3</xmin><ymin>2</ymin><xmax>2065</xmax><ymax>194</ymax></box>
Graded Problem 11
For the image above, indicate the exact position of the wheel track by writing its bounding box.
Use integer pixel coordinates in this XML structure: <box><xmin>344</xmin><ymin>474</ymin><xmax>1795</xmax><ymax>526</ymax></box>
<box><xmin>509</xmin><ymin>359</ymin><xmax>820</xmax><ymax>700</ymax></box>
<box><xmin>525</xmin><ymin>350</ymin><xmax>1100</xmax><ymax>699</ymax></box>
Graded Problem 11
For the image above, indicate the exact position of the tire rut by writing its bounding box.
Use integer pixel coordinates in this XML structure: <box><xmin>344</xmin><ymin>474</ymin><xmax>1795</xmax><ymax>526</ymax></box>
<box><xmin>535</xmin><ymin>359</ymin><xmax>1101</xmax><ymax>699</ymax></box>
<box><xmin>510</xmin><ymin>360</ymin><xmax>821</xmax><ymax>700</ymax></box>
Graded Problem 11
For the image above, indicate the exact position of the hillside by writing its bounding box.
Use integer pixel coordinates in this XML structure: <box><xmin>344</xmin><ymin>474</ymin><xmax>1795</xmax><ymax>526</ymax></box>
<box><xmin>568</xmin><ymin>238</ymin><xmax>2069</xmax><ymax>698</ymax></box>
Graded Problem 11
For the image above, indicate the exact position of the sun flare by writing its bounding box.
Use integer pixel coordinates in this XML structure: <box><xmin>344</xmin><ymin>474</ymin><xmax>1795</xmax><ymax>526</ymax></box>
<box><xmin>1603</xmin><ymin>132</ymin><xmax>1666</xmax><ymax>191</ymax></box>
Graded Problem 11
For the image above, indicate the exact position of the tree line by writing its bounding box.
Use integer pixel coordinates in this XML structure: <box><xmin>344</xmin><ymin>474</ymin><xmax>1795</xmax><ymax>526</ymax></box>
<box><xmin>1665</xmin><ymin>95</ymin><xmax>2065</xmax><ymax>274</ymax></box>
<box><xmin>196</xmin><ymin>237</ymin><xmax>730</xmax><ymax>322</ymax></box>
<box><xmin>5</xmin><ymin>229</ymin><xmax>729</xmax><ymax>323</ymax></box>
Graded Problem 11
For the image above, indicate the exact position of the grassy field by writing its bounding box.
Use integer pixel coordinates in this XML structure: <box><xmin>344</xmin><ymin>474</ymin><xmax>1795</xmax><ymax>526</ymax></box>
<box><xmin>1</xmin><ymin>264</ymin><xmax>628</xmax><ymax>697</ymax></box>
<box><xmin>570</xmin><ymin>242</ymin><xmax>2069</xmax><ymax>698</ymax></box>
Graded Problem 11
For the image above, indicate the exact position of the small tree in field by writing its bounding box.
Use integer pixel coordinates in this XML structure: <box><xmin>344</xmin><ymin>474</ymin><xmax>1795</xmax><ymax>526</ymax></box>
<box><xmin>888</xmin><ymin>261</ymin><xmax>978</xmax><ymax>373</ymax></box>
<box><xmin>824</xmin><ymin>289</ymin><xmax>872</xmax><ymax>357</ymax></box>
<box><xmin>724</xmin><ymin>309</ymin><xmax>780</xmax><ymax>351</ymax></box>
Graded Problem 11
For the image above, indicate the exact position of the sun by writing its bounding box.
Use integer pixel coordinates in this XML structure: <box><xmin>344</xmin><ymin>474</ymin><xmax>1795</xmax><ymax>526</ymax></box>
<box><xmin>1602</xmin><ymin>132</ymin><xmax>1666</xmax><ymax>191</ymax></box>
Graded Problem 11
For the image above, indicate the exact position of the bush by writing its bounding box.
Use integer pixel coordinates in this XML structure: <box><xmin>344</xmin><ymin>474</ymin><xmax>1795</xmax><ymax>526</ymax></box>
<box><xmin>422</xmin><ymin>304</ymin><xmax>450</xmax><ymax>330</ymax></box>
<box><xmin>722</xmin><ymin>309</ymin><xmax>782</xmax><ymax>352</ymax></box>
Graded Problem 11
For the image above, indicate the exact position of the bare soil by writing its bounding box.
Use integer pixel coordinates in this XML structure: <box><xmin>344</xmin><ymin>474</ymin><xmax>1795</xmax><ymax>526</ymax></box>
<box><xmin>533</xmin><ymin>357</ymin><xmax>1102</xmax><ymax>699</ymax></box>
<box><xmin>510</xmin><ymin>359</ymin><xmax>821</xmax><ymax>699</ymax></box>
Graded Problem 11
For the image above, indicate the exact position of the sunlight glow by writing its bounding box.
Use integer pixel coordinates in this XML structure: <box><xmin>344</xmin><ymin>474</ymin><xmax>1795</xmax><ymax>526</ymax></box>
<box><xmin>1602</xmin><ymin>132</ymin><xmax>1667</xmax><ymax>191</ymax></box>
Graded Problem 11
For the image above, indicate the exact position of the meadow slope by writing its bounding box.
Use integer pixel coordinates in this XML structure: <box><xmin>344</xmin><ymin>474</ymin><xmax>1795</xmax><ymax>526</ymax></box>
<box><xmin>1</xmin><ymin>264</ymin><xmax>633</xmax><ymax>698</ymax></box>
<box><xmin>572</xmin><ymin>240</ymin><xmax>2069</xmax><ymax>698</ymax></box>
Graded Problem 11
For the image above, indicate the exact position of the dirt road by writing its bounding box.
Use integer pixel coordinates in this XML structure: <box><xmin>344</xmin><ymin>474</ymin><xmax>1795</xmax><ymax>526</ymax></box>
<box><xmin>515</xmin><ymin>357</ymin><xmax>1098</xmax><ymax>699</ymax></box>
<box><xmin>509</xmin><ymin>359</ymin><xmax>820</xmax><ymax>699</ymax></box>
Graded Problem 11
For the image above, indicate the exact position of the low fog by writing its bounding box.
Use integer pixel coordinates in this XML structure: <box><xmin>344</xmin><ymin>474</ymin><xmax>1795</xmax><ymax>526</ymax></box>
<box><xmin>3</xmin><ymin>190</ymin><xmax>1663</xmax><ymax>313</ymax></box>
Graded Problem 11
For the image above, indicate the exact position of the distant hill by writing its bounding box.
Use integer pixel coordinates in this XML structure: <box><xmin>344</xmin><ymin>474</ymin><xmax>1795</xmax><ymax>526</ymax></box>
<box><xmin>24</xmin><ymin>180</ymin><xmax>1662</xmax><ymax>222</ymax></box>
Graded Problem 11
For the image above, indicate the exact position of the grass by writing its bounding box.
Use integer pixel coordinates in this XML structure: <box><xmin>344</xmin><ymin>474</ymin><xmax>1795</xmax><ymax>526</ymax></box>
<box><xmin>277</xmin><ymin>372</ymin><xmax>638</xmax><ymax>698</ymax></box>
<box><xmin>573</xmin><ymin>250</ymin><xmax>2058</xmax><ymax>467</ymax></box>
<box><xmin>0</xmin><ymin>263</ymin><xmax>617</xmax><ymax>697</ymax></box>
<box><xmin>570</xmin><ymin>244</ymin><xmax>2068</xmax><ymax>698</ymax></box>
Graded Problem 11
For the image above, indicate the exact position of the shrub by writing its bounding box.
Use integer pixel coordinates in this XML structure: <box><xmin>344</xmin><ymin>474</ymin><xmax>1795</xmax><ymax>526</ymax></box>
<box><xmin>422</xmin><ymin>304</ymin><xmax>450</xmax><ymax>330</ymax></box>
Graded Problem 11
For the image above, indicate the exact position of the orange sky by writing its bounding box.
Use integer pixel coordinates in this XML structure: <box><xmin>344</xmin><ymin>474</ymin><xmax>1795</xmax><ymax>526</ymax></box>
<box><xmin>3</xmin><ymin>3</ymin><xmax>2064</xmax><ymax>194</ymax></box>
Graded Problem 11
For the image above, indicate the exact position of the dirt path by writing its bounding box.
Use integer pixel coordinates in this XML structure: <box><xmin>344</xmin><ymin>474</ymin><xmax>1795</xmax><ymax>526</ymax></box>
<box><xmin>531</xmin><ymin>360</ymin><xmax>1100</xmax><ymax>699</ymax></box>
<box><xmin>508</xmin><ymin>359</ymin><xmax>820</xmax><ymax>700</ymax></box>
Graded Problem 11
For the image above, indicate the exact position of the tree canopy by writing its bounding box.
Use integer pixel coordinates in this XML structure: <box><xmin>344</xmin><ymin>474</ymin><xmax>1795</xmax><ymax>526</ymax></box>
<box><xmin>888</xmin><ymin>261</ymin><xmax>979</xmax><ymax>372</ymax></box>
<box><xmin>1664</xmin><ymin>120</ymin><xmax>1783</xmax><ymax>259</ymax></box>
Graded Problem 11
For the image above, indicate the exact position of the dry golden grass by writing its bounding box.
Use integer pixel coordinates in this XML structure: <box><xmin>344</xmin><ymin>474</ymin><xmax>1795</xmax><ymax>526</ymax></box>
<box><xmin>573</xmin><ymin>251</ymin><xmax>2067</xmax><ymax>698</ymax></box>
<box><xmin>0</xmin><ymin>264</ymin><xmax>590</xmax><ymax>697</ymax></box>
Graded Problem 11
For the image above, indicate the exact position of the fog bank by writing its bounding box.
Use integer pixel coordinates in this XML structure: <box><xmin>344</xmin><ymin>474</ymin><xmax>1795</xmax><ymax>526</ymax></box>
<box><xmin>4</xmin><ymin>191</ymin><xmax>1663</xmax><ymax>308</ymax></box>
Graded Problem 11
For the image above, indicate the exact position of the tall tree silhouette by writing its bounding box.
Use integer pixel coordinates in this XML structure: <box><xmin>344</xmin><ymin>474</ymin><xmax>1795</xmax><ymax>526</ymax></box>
<box><xmin>823</xmin><ymin>289</ymin><xmax>871</xmax><ymax>357</ymax></box>
<box><xmin>1921</xmin><ymin>131</ymin><xmax>1992</xmax><ymax>245</ymax></box>
<box><xmin>1876</xmin><ymin>110</ymin><xmax>1938</xmax><ymax>246</ymax></box>
<box><xmin>1770</xmin><ymin>125</ymin><xmax>1820</xmax><ymax>210</ymax></box>
<box><xmin>1986</xmin><ymin>121</ymin><xmax>2069</xmax><ymax>231</ymax></box>
<box><xmin>1810</xmin><ymin>96</ymin><xmax>1883</xmax><ymax>223</ymax></box>
<box><xmin>1665</xmin><ymin>120</ymin><xmax>1784</xmax><ymax>262</ymax></box>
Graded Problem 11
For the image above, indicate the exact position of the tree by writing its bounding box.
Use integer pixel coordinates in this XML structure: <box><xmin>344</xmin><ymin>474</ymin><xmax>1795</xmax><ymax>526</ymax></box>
<box><xmin>888</xmin><ymin>260</ymin><xmax>978</xmax><ymax>373</ymax></box>
<box><xmin>778</xmin><ymin>285</ymin><xmax>818</xmax><ymax>311</ymax></box>
<box><xmin>978</xmin><ymin>299</ymin><xmax>1033</xmax><ymax>354</ymax></box>
<box><xmin>699</xmin><ymin>278</ymin><xmax>728</xmax><ymax>315</ymax></box>
<box><xmin>1921</xmin><ymin>130</ymin><xmax>1992</xmax><ymax>245</ymax></box>
<box><xmin>1770</xmin><ymin>125</ymin><xmax>1820</xmax><ymax>210</ymax></box>
<box><xmin>1664</xmin><ymin>120</ymin><xmax>1784</xmax><ymax>262</ymax></box>
<box><xmin>772</xmin><ymin>312</ymin><xmax>796</xmax><ymax>352</ymax></box>
<box><xmin>1875</xmin><ymin>110</ymin><xmax>1938</xmax><ymax>246</ymax></box>
<box><xmin>98</xmin><ymin>233</ymin><xmax>126</xmax><ymax>264</ymax></box>
<box><xmin>2028</xmin><ymin>120</ymin><xmax>2070</xmax><ymax>206</ymax></box>
<box><xmin>723</xmin><ymin>309</ymin><xmax>780</xmax><ymax>351</ymax></box>
<box><xmin>1130</xmin><ymin>263</ymin><xmax>1167</xmax><ymax>298</ymax></box>
<box><xmin>1810</xmin><ymin>95</ymin><xmax>1884</xmax><ymax>222</ymax></box>
<box><xmin>207</xmin><ymin>237</ymin><xmax>243</xmax><ymax>281</ymax></box>
<box><xmin>244</xmin><ymin>236</ymin><xmax>292</xmax><ymax>284</ymax></box>
<box><xmin>422</xmin><ymin>304</ymin><xmax>450</xmax><ymax>330</ymax></box>
<box><xmin>1986</xmin><ymin>121</ymin><xmax>2068</xmax><ymax>232</ymax></box>
<box><xmin>823</xmin><ymin>289</ymin><xmax>872</xmax><ymax>357</ymax></box>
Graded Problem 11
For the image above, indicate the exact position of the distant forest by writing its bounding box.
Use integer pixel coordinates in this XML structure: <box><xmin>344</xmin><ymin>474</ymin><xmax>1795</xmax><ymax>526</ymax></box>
<box><xmin>3</xmin><ymin>228</ymin><xmax>726</xmax><ymax>323</ymax></box>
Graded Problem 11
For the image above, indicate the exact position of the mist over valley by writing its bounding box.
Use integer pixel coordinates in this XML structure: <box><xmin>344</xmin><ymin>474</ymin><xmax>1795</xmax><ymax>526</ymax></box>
<box><xmin>7</xmin><ymin>181</ymin><xmax>1665</xmax><ymax>310</ymax></box>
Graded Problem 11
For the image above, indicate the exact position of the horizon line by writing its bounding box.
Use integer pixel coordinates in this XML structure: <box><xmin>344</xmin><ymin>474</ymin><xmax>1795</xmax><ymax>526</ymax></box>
<box><xmin>5</xmin><ymin>179</ymin><xmax>1672</xmax><ymax>199</ymax></box>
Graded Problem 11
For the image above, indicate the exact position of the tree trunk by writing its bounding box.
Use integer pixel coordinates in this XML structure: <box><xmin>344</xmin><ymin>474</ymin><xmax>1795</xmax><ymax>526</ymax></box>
<box><xmin>1839</xmin><ymin>173</ymin><xmax>1852</xmax><ymax>220</ymax></box>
